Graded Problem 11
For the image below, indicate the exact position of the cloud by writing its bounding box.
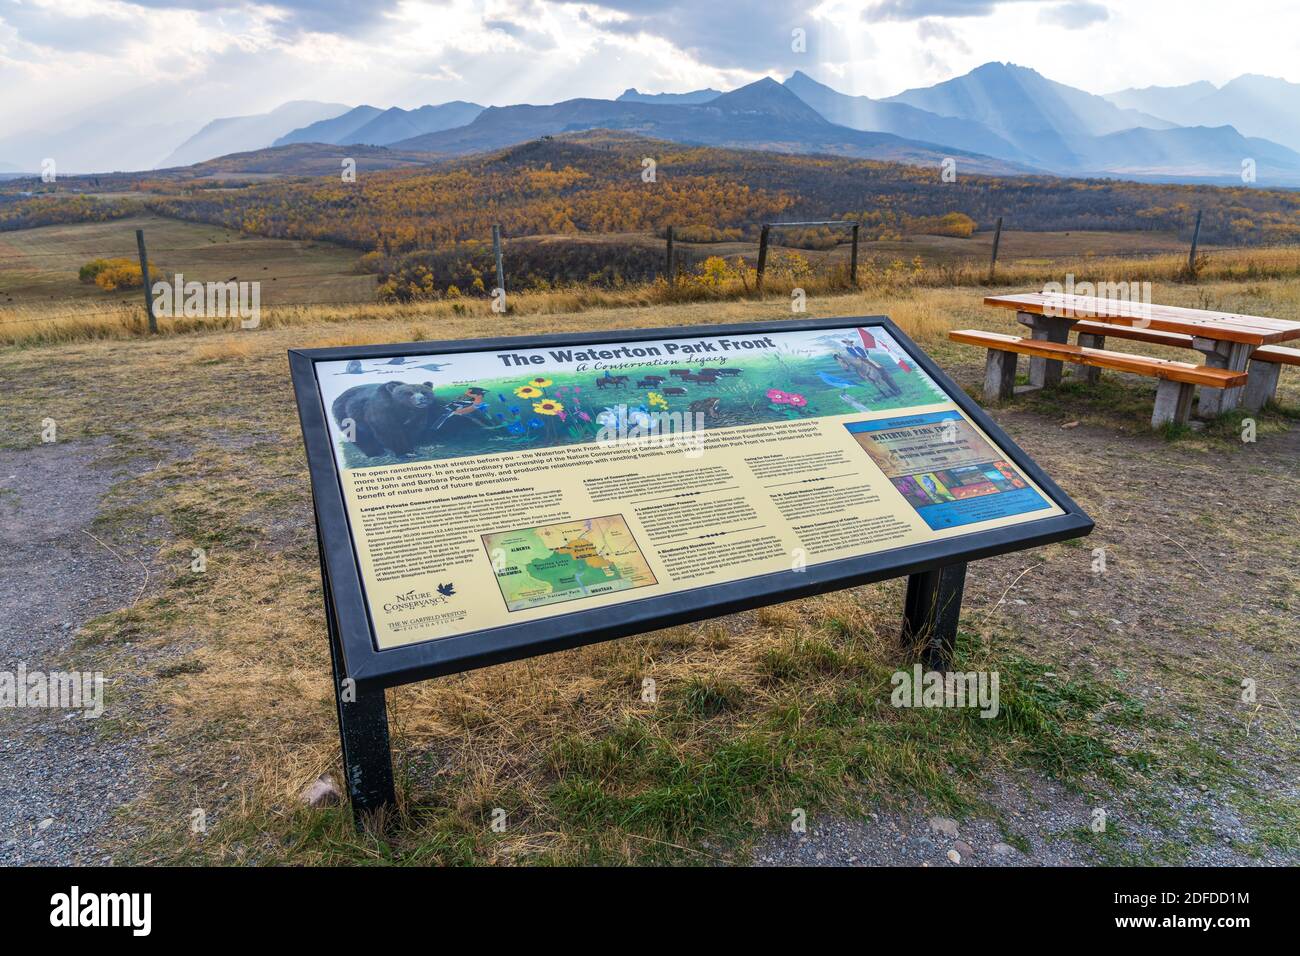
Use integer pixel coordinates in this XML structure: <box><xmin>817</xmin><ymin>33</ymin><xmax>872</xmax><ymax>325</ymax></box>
<box><xmin>916</xmin><ymin>18</ymin><xmax>971</xmax><ymax>53</ymax></box>
<box><xmin>1039</xmin><ymin>2</ymin><xmax>1109</xmax><ymax>27</ymax></box>
<box><xmin>588</xmin><ymin>0</ymin><xmax>840</xmax><ymax>71</ymax></box>
<box><xmin>120</xmin><ymin>0</ymin><xmax>407</xmax><ymax>36</ymax></box>
<box><xmin>864</xmin><ymin>0</ymin><xmax>1044</xmax><ymax>20</ymax></box>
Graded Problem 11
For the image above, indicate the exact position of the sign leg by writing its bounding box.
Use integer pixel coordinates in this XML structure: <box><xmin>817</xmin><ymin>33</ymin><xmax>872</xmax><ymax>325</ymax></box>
<box><xmin>901</xmin><ymin>563</ymin><xmax>967</xmax><ymax>670</ymax></box>
<box><xmin>334</xmin><ymin>673</ymin><xmax>396</xmax><ymax>823</ymax></box>
<box><xmin>318</xmin><ymin>523</ymin><xmax>396</xmax><ymax>824</ymax></box>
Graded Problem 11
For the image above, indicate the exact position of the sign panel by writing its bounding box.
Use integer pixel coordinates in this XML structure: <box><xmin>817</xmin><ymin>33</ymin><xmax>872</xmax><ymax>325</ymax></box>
<box><xmin>303</xmin><ymin>321</ymin><xmax>1071</xmax><ymax>655</ymax></box>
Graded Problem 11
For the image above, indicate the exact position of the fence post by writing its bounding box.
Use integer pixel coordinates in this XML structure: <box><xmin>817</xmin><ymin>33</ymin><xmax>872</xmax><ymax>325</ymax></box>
<box><xmin>1187</xmin><ymin>210</ymin><xmax>1202</xmax><ymax>279</ymax></box>
<box><xmin>135</xmin><ymin>228</ymin><xmax>157</xmax><ymax>334</ymax></box>
<box><xmin>988</xmin><ymin>215</ymin><xmax>1003</xmax><ymax>282</ymax></box>
<box><xmin>850</xmin><ymin>223</ymin><xmax>860</xmax><ymax>287</ymax></box>
<box><xmin>756</xmin><ymin>224</ymin><xmax>770</xmax><ymax>293</ymax></box>
<box><xmin>665</xmin><ymin>225</ymin><xmax>675</xmax><ymax>286</ymax></box>
<box><xmin>491</xmin><ymin>224</ymin><xmax>505</xmax><ymax>298</ymax></box>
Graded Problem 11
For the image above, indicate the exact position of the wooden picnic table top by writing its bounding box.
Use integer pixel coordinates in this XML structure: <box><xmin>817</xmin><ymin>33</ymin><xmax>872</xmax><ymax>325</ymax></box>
<box><xmin>984</xmin><ymin>293</ymin><xmax>1300</xmax><ymax>346</ymax></box>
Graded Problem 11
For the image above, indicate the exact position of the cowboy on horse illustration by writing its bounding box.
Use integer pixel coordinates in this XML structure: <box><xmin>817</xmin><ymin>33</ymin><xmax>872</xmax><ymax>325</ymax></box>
<box><xmin>837</xmin><ymin>333</ymin><xmax>903</xmax><ymax>398</ymax></box>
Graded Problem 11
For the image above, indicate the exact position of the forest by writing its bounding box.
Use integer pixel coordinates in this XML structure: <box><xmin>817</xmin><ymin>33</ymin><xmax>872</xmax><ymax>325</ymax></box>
<box><xmin>6</xmin><ymin>131</ymin><xmax>1300</xmax><ymax>296</ymax></box>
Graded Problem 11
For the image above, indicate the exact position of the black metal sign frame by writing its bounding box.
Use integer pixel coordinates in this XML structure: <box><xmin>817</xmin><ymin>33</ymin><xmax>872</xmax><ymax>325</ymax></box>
<box><xmin>289</xmin><ymin>315</ymin><xmax>1093</xmax><ymax>819</ymax></box>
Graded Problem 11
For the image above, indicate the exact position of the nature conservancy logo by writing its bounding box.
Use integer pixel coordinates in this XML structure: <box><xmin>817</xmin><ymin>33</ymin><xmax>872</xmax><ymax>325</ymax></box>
<box><xmin>382</xmin><ymin>587</ymin><xmax>452</xmax><ymax>615</ymax></box>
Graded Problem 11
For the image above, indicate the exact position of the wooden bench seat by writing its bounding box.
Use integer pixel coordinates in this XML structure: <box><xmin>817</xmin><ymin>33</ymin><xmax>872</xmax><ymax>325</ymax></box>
<box><xmin>1071</xmin><ymin>321</ymin><xmax>1300</xmax><ymax>365</ymax></box>
<box><xmin>1254</xmin><ymin>344</ymin><xmax>1300</xmax><ymax>366</ymax></box>
<box><xmin>1069</xmin><ymin>322</ymin><xmax>1299</xmax><ymax>409</ymax></box>
<box><xmin>949</xmin><ymin>329</ymin><xmax>1247</xmax><ymax>427</ymax></box>
<box><xmin>1071</xmin><ymin>320</ymin><xmax>1194</xmax><ymax>350</ymax></box>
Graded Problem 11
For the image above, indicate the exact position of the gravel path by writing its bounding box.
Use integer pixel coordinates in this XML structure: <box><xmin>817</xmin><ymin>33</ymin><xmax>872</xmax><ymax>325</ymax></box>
<box><xmin>752</xmin><ymin>768</ymin><xmax>1297</xmax><ymax>866</ymax></box>
<box><xmin>0</xmin><ymin>441</ymin><xmax>161</xmax><ymax>865</ymax></box>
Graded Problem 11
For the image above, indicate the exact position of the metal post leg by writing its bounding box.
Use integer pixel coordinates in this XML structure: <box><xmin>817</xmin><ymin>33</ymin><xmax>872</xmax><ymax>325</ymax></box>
<box><xmin>318</xmin><ymin>524</ymin><xmax>396</xmax><ymax>825</ymax></box>
<box><xmin>901</xmin><ymin>563</ymin><xmax>968</xmax><ymax>670</ymax></box>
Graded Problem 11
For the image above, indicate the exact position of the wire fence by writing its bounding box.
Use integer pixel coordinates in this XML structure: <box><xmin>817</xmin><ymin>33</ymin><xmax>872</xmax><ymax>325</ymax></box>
<box><xmin>0</xmin><ymin>213</ymin><xmax>1227</xmax><ymax>332</ymax></box>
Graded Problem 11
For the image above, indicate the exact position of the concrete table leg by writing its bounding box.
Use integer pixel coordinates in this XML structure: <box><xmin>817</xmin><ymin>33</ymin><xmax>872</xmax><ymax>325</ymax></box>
<box><xmin>1194</xmin><ymin>337</ymin><xmax>1254</xmax><ymax>418</ymax></box>
<box><xmin>1151</xmin><ymin>379</ymin><xmax>1194</xmax><ymax>428</ymax></box>
<box><xmin>983</xmin><ymin>349</ymin><xmax>1017</xmax><ymax>402</ymax></box>
<box><xmin>1242</xmin><ymin>360</ymin><xmax>1281</xmax><ymax>412</ymax></box>
<box><xmin>1016</xmin><ymin>311</ymin><xmax>1074</xmax><ymax>388</ymax></box>
<box><xmin>1076</xmin><ymin>332</ymin><xmax>1105</xmax><ymax>385</ymax></box>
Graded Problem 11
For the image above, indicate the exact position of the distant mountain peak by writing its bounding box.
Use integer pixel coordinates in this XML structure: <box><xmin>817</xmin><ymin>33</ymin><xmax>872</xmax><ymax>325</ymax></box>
<box><xmin>616</xmin><ymin>87</ymin><xmax>721</xmax><ymax>105</ymax></box>
<box><xmin>711</xmin><ymin>77</ymin><xmax>826</xmax><ymax>121</ymax></box>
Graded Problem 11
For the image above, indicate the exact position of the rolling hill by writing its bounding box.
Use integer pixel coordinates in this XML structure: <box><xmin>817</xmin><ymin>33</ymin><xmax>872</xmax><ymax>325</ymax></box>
<box><xmin>140</xmin><ymin>129</ymin><xmax>1300</xmax><ymax>262</ymax></box>
<box><xmin>149</xmin><ymin>143</ymin><xmax>438</xmax><ymax>180</ymax></box>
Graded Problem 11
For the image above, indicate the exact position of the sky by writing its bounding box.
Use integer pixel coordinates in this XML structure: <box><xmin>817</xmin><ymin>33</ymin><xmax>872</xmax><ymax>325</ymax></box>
<box><xmin>2</xmin><ymin>0</ymin><xmax>1299</xmax><ymax>136</ymax></box>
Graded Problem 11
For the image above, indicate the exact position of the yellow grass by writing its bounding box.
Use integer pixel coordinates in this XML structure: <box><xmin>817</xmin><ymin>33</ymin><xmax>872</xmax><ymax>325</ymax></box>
<box><xmin>6</xmin><ymin>244</ymin><xmax>1300</xmax><ymax>349</ymax></box>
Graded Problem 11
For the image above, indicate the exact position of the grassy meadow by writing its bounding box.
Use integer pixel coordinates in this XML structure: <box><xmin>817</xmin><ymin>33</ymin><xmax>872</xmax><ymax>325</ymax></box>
<box><xmin>0</xmin><ymin>214</ymin><xmax>376</xmax><ymax>319</ymax></box>
<box><xmin>9</xmin><ymin>214</ymin><xmax>1297</xmax><ymax>348</ymax></box>
<box><xmin>2</xmin><ymin>237</ymin><xmax>1297</xmax><ymax>864</ymax></box>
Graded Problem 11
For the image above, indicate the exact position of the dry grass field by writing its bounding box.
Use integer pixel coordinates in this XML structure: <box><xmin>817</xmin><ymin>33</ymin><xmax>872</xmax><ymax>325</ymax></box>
<box><xmin>0</xmin><ymin>214</ymin><xmax>376</xmax><ymax>316</ymax></box>
<box><xmin>1</xmin><ymin>252</ymin><xmax>1297</xmax><ymax>866</ymax></box>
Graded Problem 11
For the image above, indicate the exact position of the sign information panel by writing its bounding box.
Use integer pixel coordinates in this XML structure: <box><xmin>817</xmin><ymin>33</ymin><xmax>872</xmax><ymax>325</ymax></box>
<box><xmin>310</xmin><ymin>322</ymin><xmax>1065</xmax><ymax>652</ymax></box>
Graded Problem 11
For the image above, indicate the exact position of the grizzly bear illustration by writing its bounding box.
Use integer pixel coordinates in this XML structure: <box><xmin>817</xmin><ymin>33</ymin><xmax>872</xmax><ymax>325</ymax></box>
<box><xmin>332</xmin><ymin>381</ymin><xmax>444</xmax><ymax>459</ymax></box>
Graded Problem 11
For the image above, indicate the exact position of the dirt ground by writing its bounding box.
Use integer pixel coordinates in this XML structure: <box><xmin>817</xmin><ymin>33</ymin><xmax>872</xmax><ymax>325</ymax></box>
<box><xmin>0</xmin><ymin>283</ymin><xmax>1296</xmax><ymax>866</ymax></box>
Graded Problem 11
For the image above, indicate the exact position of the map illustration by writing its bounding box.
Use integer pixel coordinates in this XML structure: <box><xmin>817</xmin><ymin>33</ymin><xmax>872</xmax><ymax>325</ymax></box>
<box><xmin>483</xmin><ymin>515</ymin><xmax>657</xmax><ymax>612</ymax></box>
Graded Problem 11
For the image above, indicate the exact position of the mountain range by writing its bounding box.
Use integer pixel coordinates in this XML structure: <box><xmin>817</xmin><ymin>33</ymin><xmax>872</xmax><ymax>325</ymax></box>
<box><xmin>777</xmin><ymin>64</ymin><xmax>1299</xmax><ymax>183</ymax></box>
<box><xmin>1105</xmin><ymin>74</ymin><xmax>1300</xmax><ymax>154</ymax></box>
<box><xmin>6</xmin><ymin>63</ymin><xmax>1300</xmax><ymax>185</ymax></box>
<box><xmin>159</xmin><ymin>101</ymin><xmax>353</xmax><ymax>168</ymax></box>
<box><xmin>388</xmin><ymin>78</ymin><xmax>1027</xmax><ymax>174</ymax></box>
<box><xmin>273</xmin><ymin>101</ymin><xmax>485</xmax><ymax>147</ymax></box>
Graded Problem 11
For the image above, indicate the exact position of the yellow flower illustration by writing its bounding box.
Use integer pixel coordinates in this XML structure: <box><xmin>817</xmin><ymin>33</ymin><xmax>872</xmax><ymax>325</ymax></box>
<box><xmin>533</xmin><ymin>399</ymin><xmax>564</xmax><ymax>416</ymax></box>
<box><xmin>648</xmin><ymin>392</ymin><xmax>668</xmax><ymax>408</ymax></box>
<box><xmin>529</xmin><ymin>377</ymin><xmax>553</xmax><ymax>388</ymax></box>
<box><xmin>514</xmin><ymin>385</ymin><xmax>542</xmax><ymax>399</ymax></box>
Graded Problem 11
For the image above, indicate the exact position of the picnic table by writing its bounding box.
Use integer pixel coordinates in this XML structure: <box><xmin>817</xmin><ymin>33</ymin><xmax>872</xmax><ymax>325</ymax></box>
<box><xmin>949</xmin><ymin>293</ymin><xmax>1300</xmax><ymax>427</ymax></box>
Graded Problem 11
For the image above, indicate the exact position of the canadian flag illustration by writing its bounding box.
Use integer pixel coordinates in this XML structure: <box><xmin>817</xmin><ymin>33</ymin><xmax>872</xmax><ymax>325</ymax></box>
<box><xmin>859</xmin><ymin>327</ymin><xmax>911</xmax><ymax>373</ymax></box>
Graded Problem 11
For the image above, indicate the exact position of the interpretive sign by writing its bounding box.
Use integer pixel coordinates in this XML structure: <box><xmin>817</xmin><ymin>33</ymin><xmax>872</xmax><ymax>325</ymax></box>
<box><xmin>290</xmin><ymin>316</ymin><xmax>1092</xmax><ymax>818</ymax></box>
